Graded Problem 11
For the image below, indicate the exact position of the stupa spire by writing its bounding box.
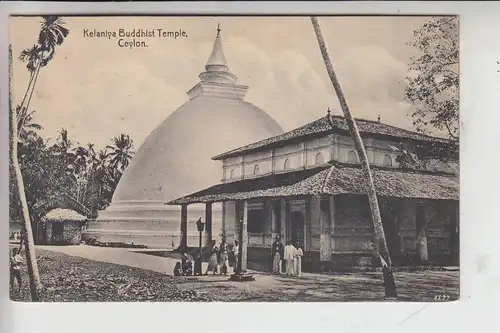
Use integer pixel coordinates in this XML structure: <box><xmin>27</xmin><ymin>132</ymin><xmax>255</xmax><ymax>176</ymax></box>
<box><xmin>205</xmin><ymin>23</ymin><xmax>228</xmax><ymax>70</ymax></box>
<box><xmin>187</xmin><ymin>23</ymin><xmax>248</xmax><ymax>100</ymax></box>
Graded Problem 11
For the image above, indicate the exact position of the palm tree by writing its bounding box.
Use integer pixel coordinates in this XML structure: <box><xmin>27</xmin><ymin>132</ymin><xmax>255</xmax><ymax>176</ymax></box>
<box><xmin>18</xmin><ymin>45</ymin><xmax>41</xmax><ymax>114</ymax></box>
<box><xmin>310</xmin><ymin>17</ymin><xmax>397</xmax><ymax>298</ymax></box>
<box><xmin>10</xmin><ymin>45</ymin><xmax>42</xmax><ymax>301</ymax></box>
<box><xmin>72</xmin><ymin>145</ymin><xmax>91</xmax><ymax>202</ymax></box>
<box><xmin>106</xmin><ymin>134</ymin><xmax>135</xmax><ymax>175</ymax></box>
<box><xmin>87</xmin><ymin>148</ymin><xmax>113</xmax><ymax>216</ymax></box>
<box><xmin>18</xmin><ymin>16</ymin><xmax>69</xmax><ymax>124</ymax></box>
<box><xmin>16</xmin><ymin>107</ymin><xmax>42</xmax><ymax>143</ymax></box>
<box><xmin>73</xmin><ymin>145</ymin><xmax>90</xmax><ymax>174</ymax></box>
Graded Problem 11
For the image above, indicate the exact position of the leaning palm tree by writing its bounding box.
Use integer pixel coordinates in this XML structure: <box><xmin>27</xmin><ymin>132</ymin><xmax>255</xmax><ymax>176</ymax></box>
<box><xmin>18</xmin><ymin>16</ymin><xmax>69</xmax><ymax>122</ymax></box>
<box><xmin>310</xmin><ymin>17</ymin><xmax>397</xmax><ymax>298</ymax></box>
<box><xmin>10</xmin><ymin>45</ymin><xmax>42</xmax><ymax>301</ymax></box>
<box><xmin>17</xmin><ymin>44</ymin><xmax>41</xmax><ymax>116</ymax></box>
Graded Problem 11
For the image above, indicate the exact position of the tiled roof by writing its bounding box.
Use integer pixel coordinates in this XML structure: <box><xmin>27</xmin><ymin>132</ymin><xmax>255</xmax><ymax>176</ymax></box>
<box><xmin>167</xmin><ymin>163</ymin><xmax>459</xmax><ymax>205</ymax></box>
<box><xmin>212</xmin><ymin>115</ymin><xmax>450</xmax><ymax>160</ymax></box>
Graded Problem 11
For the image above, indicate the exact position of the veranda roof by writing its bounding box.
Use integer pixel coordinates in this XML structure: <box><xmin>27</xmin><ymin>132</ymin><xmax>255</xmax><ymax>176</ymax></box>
<box><xmin>42</xmin><ymin>208</ymin><xmax>88</xmax><ymax>222</ymax></box>
<box><xmin>167</xmin><ymin>162</ymin><xmax>459</xmax><ymax>205</ymax></box>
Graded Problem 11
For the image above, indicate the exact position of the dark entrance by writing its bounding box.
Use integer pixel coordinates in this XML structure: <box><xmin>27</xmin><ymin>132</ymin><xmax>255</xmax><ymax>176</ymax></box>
<box><xmin>290</xmin><ymin>211</ymin><xmax>305</xmax><ymax>248</ymax></box>
<box><xmin>380</xmin><ymin>200</ymin><xmax>404</xmax><ymax>266</ymax></box>
<box><xmin>51</xmin><ymin>221</ymin><xmax>64</xmax><ymax>244</ymax></box>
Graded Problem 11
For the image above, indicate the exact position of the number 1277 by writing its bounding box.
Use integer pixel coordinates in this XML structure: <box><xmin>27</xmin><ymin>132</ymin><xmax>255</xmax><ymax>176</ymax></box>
<box><xmin>434</xmin><ymin>295</ymin><xmax>450</xmax><ymax>301</ymax></box>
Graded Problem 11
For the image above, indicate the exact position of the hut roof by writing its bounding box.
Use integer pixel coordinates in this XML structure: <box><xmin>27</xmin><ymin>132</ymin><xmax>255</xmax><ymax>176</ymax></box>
<box><xmin>42</xmin><ymin>208</ymin><xmax>88</xmax><ymax>222</ymax></box>
<box><xmin>212</xmin><ymin>115</ymin><xmax>452</xmax><ymax>160</ymax></box>
<box><xmin>167</xmin><ymin>162</ymin><xmax>459</xmax><ymax>205</ymax></box>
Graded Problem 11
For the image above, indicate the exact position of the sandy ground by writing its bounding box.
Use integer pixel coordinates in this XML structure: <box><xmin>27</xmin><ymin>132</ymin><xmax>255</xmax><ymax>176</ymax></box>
<box><xmin>9</xmin><ymin>245</ymin><xmax>459</xmax><ymax>302</ymax></box>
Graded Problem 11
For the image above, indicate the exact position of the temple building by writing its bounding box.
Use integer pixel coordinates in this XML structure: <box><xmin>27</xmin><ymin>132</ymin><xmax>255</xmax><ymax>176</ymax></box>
<box><xmin>83</xmin><ymin>25</ymin><xmax>283</xmax><ymax>248</ymax></box>
<box><xmin>168</xmin><ymin>112</ymin><xmax>459</xmax><ymax>272</ymax></box>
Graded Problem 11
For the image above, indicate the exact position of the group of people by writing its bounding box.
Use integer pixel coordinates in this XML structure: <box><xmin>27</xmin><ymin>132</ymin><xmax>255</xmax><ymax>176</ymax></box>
<box><xmin>272</xmin><ymin>236</ymin><xmax>303</xmax><ymax>277</ymax></box>
<box><xmin>173</xmin><ymin>255</ymin><xmax>194</xmax><ymax>276</ymax></box>
<box><xmin>173</xmin><ymin>236</ymin><xmax>303</xmax><ymax>278</ymax></box>
<box><xmin>174</xmin><ymin>239</ymin><xmax>240</xmax><ymax>276</ymax></box>
<box><xmin>204</xmin><ymin>239</ymin><xmax>240</xmax><ymax>275</ymax></box>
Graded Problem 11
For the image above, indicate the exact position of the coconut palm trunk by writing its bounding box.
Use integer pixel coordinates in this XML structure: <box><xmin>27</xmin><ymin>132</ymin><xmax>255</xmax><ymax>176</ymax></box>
<box><xmin>310</xmin><ymin>17</ymin><xmax>397</xmax><ymax>298</ymax></box>
<box><xmin>18</xmin><ymin>59</ymin><xmax>42</xmax><ymax>139</ymax></box>
<box><xmin>9</xmin><ymin>45</ymin><xmax>42</xmax><ymax>301</ymax></box>
<box><xmin>19</xmin><ymin>60</ymin><xmax>39</xmax><ymax>112</ymax></box>
<box><xmin>24</xmin><ymin>62</ymin><xmax>42</xmax><ymax>115</ymax></box>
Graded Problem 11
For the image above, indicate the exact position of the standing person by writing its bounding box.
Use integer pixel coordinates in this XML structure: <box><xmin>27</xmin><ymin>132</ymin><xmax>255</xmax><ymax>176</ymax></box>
<box><xmin>294</xmin><ymin>242</ymin><xmax>304</xmax><ymax>278</ymax></box>
<box><xmin>271</xmin><ymin>236</ymin><xmax>284</xmax><ymax>274</ymax></box>
<box><xmin>10</xmin><ymin>248</ymin><xmax>24</xmax><ymax>293</ymax></box>
<box><xmin>204</xmin><ymin>240</ymin><xmax>219</xmax><ymax>275</ymax></box>
<box><xmin>283</xmin><ymin>242</ymin><xmax>289</xmax><ymax>275</ymax></box>
<box><xmin>285</xmin><ymin>241</ymin><xmax>296</xmax><ymax>276</ymax></box>
<box><xmin>219</xmin><ymin>239</ymin><xmax>229</xmax><ymax>275</ymax></box>
<box><xmin>232</xmin><ymin>240</ymin><xmax>240</xmax><ymax>274</ymax></box>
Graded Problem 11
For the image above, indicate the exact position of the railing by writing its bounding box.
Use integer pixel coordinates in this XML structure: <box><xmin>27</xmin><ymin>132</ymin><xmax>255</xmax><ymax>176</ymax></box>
<box><xmin>248</xmin><ymin>232</ymin><xmax>273</xmax><ymax>247</ymax></box>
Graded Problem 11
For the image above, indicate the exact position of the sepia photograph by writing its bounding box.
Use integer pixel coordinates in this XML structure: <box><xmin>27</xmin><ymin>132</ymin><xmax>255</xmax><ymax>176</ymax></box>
<box><xmin>8</xmin><ymin>15</ymin><xmax>459</xmax><ymax>303</ymax></box>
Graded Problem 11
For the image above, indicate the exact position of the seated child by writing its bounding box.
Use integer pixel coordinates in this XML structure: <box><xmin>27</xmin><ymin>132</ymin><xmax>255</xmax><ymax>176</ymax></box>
<box><xmin>174</xmin><ymin>262</ymin><xmax>182</xmax><ymax>276</ymax></box>
<box><xmin>183</xmin><ymin>260</ymin><xmax>193</xmax><ymax>276</ymax></box>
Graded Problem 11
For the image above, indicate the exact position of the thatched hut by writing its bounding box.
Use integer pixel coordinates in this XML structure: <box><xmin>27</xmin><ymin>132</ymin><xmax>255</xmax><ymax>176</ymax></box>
<box><xmin>41</xmin><ymin>208</ymin><xmax>87</xmax><ymax>245</ymax></box>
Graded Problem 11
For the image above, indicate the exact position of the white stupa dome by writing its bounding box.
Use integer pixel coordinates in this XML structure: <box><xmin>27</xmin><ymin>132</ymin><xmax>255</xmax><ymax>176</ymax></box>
<box><xmin>84</xmin><ymin>25</ymin><xmax>283</xmax><ymax>248</ymax></box>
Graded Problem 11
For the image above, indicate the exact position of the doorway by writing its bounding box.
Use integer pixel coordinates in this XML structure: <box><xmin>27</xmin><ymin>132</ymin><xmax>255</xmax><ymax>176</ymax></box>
<box><xmin>51</xmin><ymin>221</ymin><xmax>64</xmax><ymax>244</ymax></box>
<box><xmin>380</xmin><ymin>200</ymin><xmax>403</xmax><ymax>266</ymax></box>
<box><xmin>290</xmin><ymin>211</ymin><xmax>305</xmax><ymax>248</ymax></box>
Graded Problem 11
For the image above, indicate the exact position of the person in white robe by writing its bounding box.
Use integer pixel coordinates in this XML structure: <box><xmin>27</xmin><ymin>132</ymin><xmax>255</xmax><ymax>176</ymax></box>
<box><xmin>283</xmin><ymin>242</ymin><xmax>290</xmax><ymax>275</ymax></box>
<box><xmin>294</xmin><ymin>242</ymin><xmax>304</xmax><ymax>277</ymax></box>
<box><xmin>285</xmin><ymin>241</ymin><xmax>296</xmax><ymax>276</ymax></box>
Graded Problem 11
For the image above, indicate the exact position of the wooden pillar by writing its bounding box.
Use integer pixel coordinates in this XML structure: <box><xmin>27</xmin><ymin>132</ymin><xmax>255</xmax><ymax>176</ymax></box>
<box><xmin>308</xmin><ymin>196</ymin><xmax>321</xmax><ymax>251</ymax></box>
<box><xmin>280</xmin><ymin>199</ymin><xmax>287</xmax><ymax>241</ymax></box>
<box><xmin>328</xmin><ymin>196</ymin><xmax>336</xmax><ymax>253</ymax></box>
<box><xmin>265</xmin><ymin>200</ymin><xmax>274</xmax><ymax>245</ymax></box>
<box><xmin>271</xmin><ymin>201</ymin><xmax>279</xmax><ymax>240</ymax></box>
<box><xmin>320</xmin><ymin>197</ymin><xmax>332</xmax><ymax>261</ymax></box>
<box><xmin>223</xmin><ymin>201</ymin><xmax>237</xmax><ymax>244</ymax></box>
<box><xmin>416</xmin><ymin>201</ymin><xmax>429</xmax><ymax>263</ymax></box>
<box><xmin>239</xmin><ymin>200</ymin><xmax>249</xmax><ymax>272</ymax></box>
<box><xmin>180</xmin><ymin>204</ymin><xmax>188</xmax><ymax>249</ymax></box>
<box><xmin>221</xmin><ymin>202</ymin><xmax>226</xmax><ymax>242</ymax></box>
<box><xmin>205</xmin><ymin>202</ymin><xmax>213</xmax><ymax>246</ymax></box>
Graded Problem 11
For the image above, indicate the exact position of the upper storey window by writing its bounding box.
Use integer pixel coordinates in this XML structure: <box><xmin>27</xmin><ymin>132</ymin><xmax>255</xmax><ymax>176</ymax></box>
<box><xmin>383</xmin><ymin>154</ymin><xmax>393</xmax><ymax>167</ymax></box>
<box><xmin>347</xmin><ymin>150</ymin><xmax>358</xmax><ymax>163</ymax></box>
<box><xmin>284</xmin><ymin>159</ymin><xmax>291</xmax><ymax>170</ymax></box>
<box><xmin>253</xmin><ymin>164</ymin><xmax>260</xmax><ymax>175</ymax></box>
<box><xmin>229</xmin><ymin>169</ymin><xmax>235</xmax><ymax>179</ymax></box>
<box><xmin>315</xmin><ymin>152</ymin><xmax>325</xmax><ymax>165</ymax></box>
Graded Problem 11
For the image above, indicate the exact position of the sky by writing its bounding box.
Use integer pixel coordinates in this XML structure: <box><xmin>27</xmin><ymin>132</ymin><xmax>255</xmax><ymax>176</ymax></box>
<box><xmin>9</xmin><ymin>16</ymin><xmax>442</xmax><ymax>150</ymax></box>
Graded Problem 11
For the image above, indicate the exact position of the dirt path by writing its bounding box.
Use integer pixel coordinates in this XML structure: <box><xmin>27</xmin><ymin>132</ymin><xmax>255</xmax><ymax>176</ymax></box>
<box><xmin>13</xmin><ymin>245</ymin><xmax>459</xmax><ymax>302</ymax></box>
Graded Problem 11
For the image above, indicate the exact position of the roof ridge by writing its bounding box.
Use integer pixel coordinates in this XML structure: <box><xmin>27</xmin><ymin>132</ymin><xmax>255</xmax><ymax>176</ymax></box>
<box><xmin>212</xmin><ymin>115</ymin><xmax>327</xmax><ymax>160</ymax></box>
<box><xmin>331</xmin><ymin>115</ymin><xmax>448</xmax><ymax>140</ymax></box>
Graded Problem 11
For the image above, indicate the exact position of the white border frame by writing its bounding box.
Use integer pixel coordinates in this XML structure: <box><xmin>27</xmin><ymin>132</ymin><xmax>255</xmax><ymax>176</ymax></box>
<box><xmin>2</xmin><ymin>2</ymin><xmax>500</xmax><ymax>333</ymax></box>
